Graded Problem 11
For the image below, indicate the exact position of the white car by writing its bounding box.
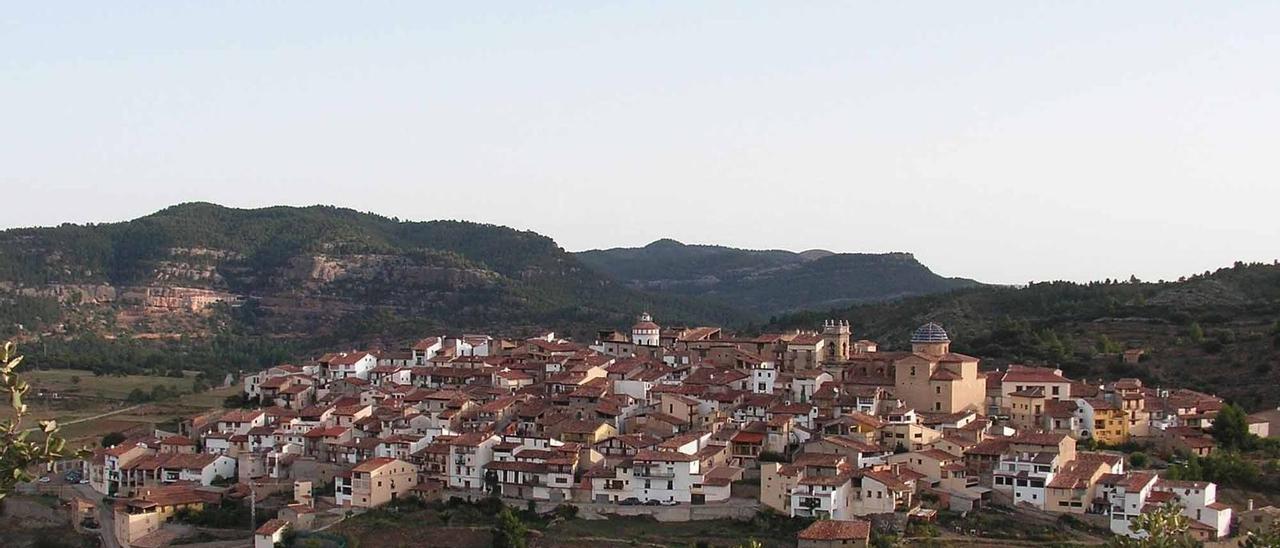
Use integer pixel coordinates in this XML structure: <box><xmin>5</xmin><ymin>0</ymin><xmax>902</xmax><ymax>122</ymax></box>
<box><xmin>79</xmin><ymin>479</ymin><xmax>90</xmax><ymax>484</ymax></box>
<box><xmin>37</xmin><ymin>476</ymin><xmax>52</xmax><ymax>483</ymax></box>
<box><xmin>658</xmin><ymin>500</ymin><xmax>678</xmax><ymax>506</ymax></box>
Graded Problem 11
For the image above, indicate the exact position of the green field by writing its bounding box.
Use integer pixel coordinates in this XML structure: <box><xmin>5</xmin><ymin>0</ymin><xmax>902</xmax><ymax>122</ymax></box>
<box><xmin>3</xmin><ymin>368</ymin><xmax>240</xmax><ymax>447</ymax></box>
<box><xmin>27</xmin><ymin>368</ymin><xmax>203</xmax><ymax>400</ymax></box>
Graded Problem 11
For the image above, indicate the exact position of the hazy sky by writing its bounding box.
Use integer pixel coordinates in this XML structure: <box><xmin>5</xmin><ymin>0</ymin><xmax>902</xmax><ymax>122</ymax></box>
<box><xmin>4</xmin><ymin>3</ymin><xmax>1278</xmax><ymax>285</ymax></box>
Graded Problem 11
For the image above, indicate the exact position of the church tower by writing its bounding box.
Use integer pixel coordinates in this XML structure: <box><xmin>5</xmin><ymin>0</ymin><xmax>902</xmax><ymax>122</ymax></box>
<box><xmin>822</xmin><ymin>319</ymin><xmax>851</xmax><ymax>362</ymax></box>
<box><xmin>631</xmin><ymin>313</ymin><xmax>661</xmax><ymax>347</ymax></box>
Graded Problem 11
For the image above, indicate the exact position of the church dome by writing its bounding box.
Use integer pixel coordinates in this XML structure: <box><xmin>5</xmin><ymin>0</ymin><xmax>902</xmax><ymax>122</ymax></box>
<box><xmin>910</xmin><ymin>322</ymin><xmax>950</xmax><ymax>343</ymax></box>
<box><xmin>632</xmin><ymin>312</ymin><xmax>659</xmax><ymax>331</ymax></box>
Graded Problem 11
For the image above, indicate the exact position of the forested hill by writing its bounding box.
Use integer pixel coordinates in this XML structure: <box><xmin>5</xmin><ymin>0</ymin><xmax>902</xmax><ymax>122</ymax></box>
<box><xmin>575</xmin><ymin>239</ymin><xmax>981</xmax><ymax>315</ymax></box>
<box><xmin>773</xmin><ymin>263</ymin><xmax>1280</xmax><ymax>409</ymax></box>
<box><xmin>0</xmin><ymin>203</ymin><xmax>738</xmax><ymax>350</ymax></box>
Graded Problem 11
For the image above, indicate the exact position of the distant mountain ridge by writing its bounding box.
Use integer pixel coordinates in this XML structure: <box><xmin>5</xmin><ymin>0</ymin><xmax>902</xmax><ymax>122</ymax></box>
<box><xmin>575</xmin><ymin>239</ymin><xmax>981</xmax><ymax>315</ymax></box>
<box><xmin>771</xmin><ymin>262</ymin><xmax>1280</xmax><ymax>408</ymax></box>
<box><xmin>0</xmin><ymin>203</ymin><xmax>736</xmax><ymax>344</ymax></box>
<box><xmin>0</xmin><ymin>204</ymin><xmax>980</xmax><ymax>352</ymax></box>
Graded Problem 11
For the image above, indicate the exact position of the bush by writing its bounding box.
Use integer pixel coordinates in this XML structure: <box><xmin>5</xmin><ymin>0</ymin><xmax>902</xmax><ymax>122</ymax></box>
<box><xmin>553</xmin><ymin>504</ymin><xmax>578</xmax><ymax>520</ymax></box>
<box><xmin>475</xmin><ymin>496</ymin><xmax>505</xmax><ymax>516</ymax></box>
<box><xmin>174</xmin><ymin>501</ymin><xmax>264</xmax><ymax>528</ymax></box>
<box><xmin>1128</xmin><ymin>452</ymin><xmax>1149</xmax><ymax>468</ymax></box>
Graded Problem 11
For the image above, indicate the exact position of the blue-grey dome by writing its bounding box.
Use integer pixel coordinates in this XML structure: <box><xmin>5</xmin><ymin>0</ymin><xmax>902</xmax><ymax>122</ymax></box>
<box><xmin>911</xmin><ymin>322</ymin><xmax>950</xmax><ymax>343</ymax></box>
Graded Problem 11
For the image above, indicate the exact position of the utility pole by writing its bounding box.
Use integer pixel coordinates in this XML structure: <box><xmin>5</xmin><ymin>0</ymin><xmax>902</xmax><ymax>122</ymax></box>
<box><xmin>249</xmin><ymin>481</ymin><xmax>256</xmax><ymax>533</ymax></box>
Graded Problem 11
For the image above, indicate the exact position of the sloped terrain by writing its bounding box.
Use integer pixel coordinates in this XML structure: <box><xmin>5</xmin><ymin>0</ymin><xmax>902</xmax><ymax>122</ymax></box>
<box><xmin>774</xmin><ymin>263</ymin><xmax>1280</xmax><ymax>408</ymax></box>
<box><xmin>576</xmin><ymin>239</ymin><xmax>980</xmax><ymax>315</ymax></box>
<box><xmin>0</xmin><ymin>203</ymin><xmax>738</xmax><ymax>345</ymax></box>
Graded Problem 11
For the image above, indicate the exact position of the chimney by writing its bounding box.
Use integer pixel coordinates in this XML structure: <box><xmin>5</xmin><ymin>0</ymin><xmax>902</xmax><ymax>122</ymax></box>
<box><xmin>1248</xmin><ymin>499</ymin><xmax>1255</xmax><ymax>511</ymax></box>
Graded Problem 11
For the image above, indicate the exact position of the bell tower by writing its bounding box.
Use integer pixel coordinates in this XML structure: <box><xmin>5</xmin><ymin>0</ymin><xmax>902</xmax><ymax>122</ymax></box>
<box><xmin>821</xmin><ymin>319</ymin><xmax>851</xmax><ymax>362</ymax></box>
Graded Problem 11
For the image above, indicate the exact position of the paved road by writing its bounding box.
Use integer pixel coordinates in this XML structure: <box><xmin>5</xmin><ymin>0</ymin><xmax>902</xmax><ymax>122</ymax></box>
<box><xmin>72</xmin><ymin>483</ymin><xmax>120</xmax><ymax>548</ymax></box>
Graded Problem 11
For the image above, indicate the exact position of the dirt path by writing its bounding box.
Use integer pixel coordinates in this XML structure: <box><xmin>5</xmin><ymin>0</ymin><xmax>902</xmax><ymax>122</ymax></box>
<box><xmin>909</xmin><ymin>529</ymin><xmax>1107</xmax><ymax>546</ymax></box>
<box><xmin>556</xmin><ymin>536</ymin><xmax>667</xmax><ymax>547</ymax></box>
<box><xmin>24</xmin><ymin>404</ymin><xmax>145</xmax><ymax>431</ymax></box>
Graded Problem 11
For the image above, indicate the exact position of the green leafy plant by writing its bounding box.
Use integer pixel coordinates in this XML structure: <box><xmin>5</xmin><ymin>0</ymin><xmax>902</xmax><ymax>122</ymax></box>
<box><xmin>1107</xmin><ymin>502</ymin><xmax>1196</xmax><ymax>547</ymax></box>
<box><xmin>1</xmin><ymin>342</ymin><xmax>88</xmax><ymax>500</ymax></box>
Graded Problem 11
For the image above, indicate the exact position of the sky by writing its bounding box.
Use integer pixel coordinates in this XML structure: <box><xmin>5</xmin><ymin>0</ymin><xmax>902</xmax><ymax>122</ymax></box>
<box><xmin>3</xmin><ymin>2</ymin><xmax>1278</xmax><ymax>285</ymax></box>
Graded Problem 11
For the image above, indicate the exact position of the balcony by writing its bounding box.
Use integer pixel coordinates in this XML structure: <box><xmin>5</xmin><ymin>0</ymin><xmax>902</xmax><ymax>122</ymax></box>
<box><xmin>635</xmin><ymin>469</ymin><xmax>676</xmax><ymax>478</ymax></box>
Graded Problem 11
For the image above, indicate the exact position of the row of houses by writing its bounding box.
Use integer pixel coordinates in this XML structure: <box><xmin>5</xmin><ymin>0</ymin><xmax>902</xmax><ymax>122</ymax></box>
<box><xmin>87</xmin><ymin>313</ymin><xmax>1247</xmax><ymax>543</ymax></box>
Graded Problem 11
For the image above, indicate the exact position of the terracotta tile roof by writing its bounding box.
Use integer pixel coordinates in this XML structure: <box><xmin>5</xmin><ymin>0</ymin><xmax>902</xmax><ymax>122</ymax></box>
<box><xmin>1075</xmin><ymin>451</ymin><xmax>1124</xmax><ymax>467</ymax></box>
<box><xmin>325</xmin><ymin>352</ymin><xmax>373</xmax><ymax>366</ymax></box>
<box><xmin>1010</xmin><ymin>432</ymin><xmax>1068</xmax><ymax>447</ymax></box>
<box><xmin>769</xmin><ymin>403</ymin><xmax>814</xmax><ymax>415</ymax></box>
<box><xmin>966</xmin><ymin>438</ymin><xmax>1011</xmax><ymax>456</ymax></box>
<box><xmin>412</xmin><ymin>337</ymin><xmax>441</xmax><ymax>351</ymax></box>
<box><xmin>986</xmin><ymin>371</ymin><xmax>1003</xmax><ymax>390</ymax></box>
<box><xmin>917</xmin><ymin>448</ymin><xmax>961</xmax><ymax>462</ymax></box>
<box><xmin>633</xmin><ymin>449</ymin><xmax>697</xmax><ymax>462</ymax></box>
<box><xmin>863</xmin><ymin>469</ymin><xmax>911</xmax><ymax>491</ymax></box>
<box><xmin>1119</xmin><ymin>472</ymin><xmax>1157</xmax><ymax>492</ymax></box>
<box><xmin>256</xmin><ymin>518</ymin><xmax>289</xmax><ymax>536</ymax></box>
<box><xmin>127</xmin><ymin>484</ymin><xmax>221</xmax><ymax>507</ymax></box>
<box><xmin>1084</xmin><ymin>398</ymin><xmax>1119</xmax><ymax>411</ymax></box>
<box><xmin>220</xmin><ymin>409</ymin><xmax>265</xmax><ymax>423</ymax></box>
<box><xmin>352</xmin><ymin>457</ymin><xmax>400</xmax><ymax>472</ymax></box>
<box><xmin>449</xmin><ymin>431</ymin><xmax>495</xmax><ymax>447</ymax></box>
<box><xmin>303</xmin><ymin>426</ymin><xmax>347</xmax><ymax>438</ymax></box>
<box><xmin>487</xmin><ymin>460</ymin><xmax>547</xmax><ymax>473</ymax></box>
<box><xmin>818</xmin><ymin>435</ymin><xmax>882</xmax><ymax>453</ymax></box>
<box><xmin>1001</xmin><ymin>365</ymin><xmax>1070</xmax><ymax>384</ymax></box>
<box><xmin>1044</xmin><ymin>399</ymin><xmax>1079</xmax><ymax>418</ymax></box>
<box><xmin>789</xmin><ymin>333</ymin><xmax>823</xmax><ymax>345</ymax></box>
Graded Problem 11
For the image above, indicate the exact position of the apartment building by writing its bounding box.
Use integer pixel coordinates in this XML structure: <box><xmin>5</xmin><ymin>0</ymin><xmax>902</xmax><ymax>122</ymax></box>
<box><xmin>335</xmin><ymin>457</ymin><xmax>417</xmax><ymax>508</ymax></box>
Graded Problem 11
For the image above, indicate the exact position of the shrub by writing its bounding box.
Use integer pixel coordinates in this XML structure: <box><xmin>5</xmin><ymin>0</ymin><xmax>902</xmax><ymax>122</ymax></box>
<box><xmin>553</xmin><ymin>504</ymin><xmax>578</xmax><ymax>520</ymax></box>
<box><xmin>101</xmin><ymin>432</ymin><xmax>127</xmax><ymax>447</ymax></box>
<box><xmin>1128</xmin><ymin>452</ymin><xmax>1149</xmax><ymax>468</ymax></box>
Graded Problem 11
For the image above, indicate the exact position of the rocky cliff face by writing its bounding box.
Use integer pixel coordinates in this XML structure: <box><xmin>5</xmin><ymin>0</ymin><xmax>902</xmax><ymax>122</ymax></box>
<box><xmin>0</xmin><ymin>203</ymin><xmax>738</xmax><ymax>342</ymax></box>
<box><xmin>1</xmin><ymin>246</ymin><xmax>516</xmax><ymax>338</ymax></box>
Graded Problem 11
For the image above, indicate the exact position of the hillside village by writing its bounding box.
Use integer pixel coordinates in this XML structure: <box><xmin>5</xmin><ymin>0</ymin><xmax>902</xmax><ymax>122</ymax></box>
<box><xmin>78</xmin><ymin>313</ymin><xmax>1278</xmax><ymax>547</ymax></box>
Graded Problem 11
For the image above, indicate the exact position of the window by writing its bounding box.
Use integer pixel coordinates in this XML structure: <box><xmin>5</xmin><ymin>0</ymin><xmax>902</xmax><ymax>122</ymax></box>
<box><xmin>1051</xmin><ymin>386</ymin><xmax>1060</xmax><ymax>396</ymax></box>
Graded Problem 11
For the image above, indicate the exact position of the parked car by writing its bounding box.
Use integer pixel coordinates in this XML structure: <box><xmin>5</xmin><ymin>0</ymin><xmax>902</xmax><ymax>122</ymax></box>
<box><xmin>618</xmin><ymin>497</ymin><xmax>640</xmax><ymax>506</ymax></box>
<box><xmin>643</xmin><ymin>499</ymin><xmax>661</xmax><ymax>506</ymax></box>
<box><xmin>659</xmin><ymin>500</ymin><xmax>679</xmax><ymax>506</ymax></box>
<box><xmin>79</xmin><ymin>479</ymin><xmax>90</xmax><ymax>484</ymax></box>
<box><xmin>37</xmin><ymin>476</ymin><xmax>52</xmax><ymax>483</ymax></box>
